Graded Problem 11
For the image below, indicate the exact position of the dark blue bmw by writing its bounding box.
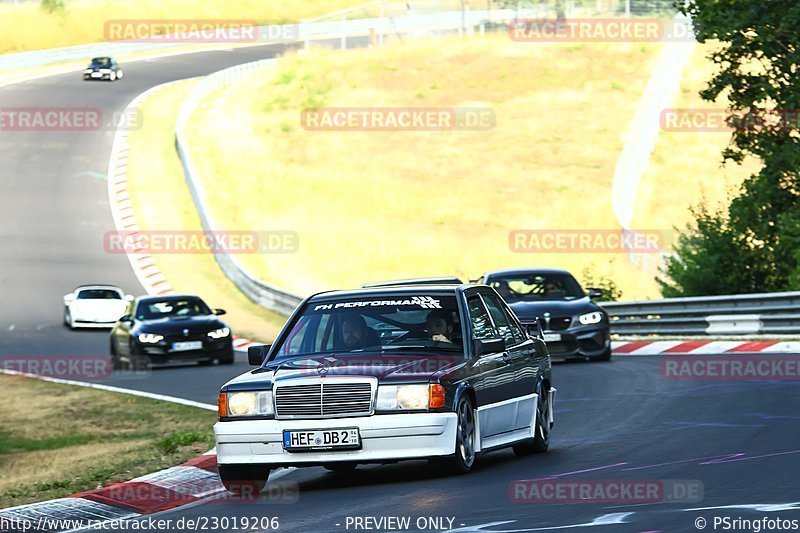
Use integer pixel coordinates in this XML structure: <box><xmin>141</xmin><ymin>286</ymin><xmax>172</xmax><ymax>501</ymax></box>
<box><xmin>477</xmin><ymin>268</ymin><xmax>611</xmax><ymax>361</ymax></box>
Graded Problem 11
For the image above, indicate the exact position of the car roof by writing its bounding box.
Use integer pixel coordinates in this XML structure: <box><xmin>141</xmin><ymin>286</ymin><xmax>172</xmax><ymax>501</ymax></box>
<box><xmin>309</xmin><ymin>284</ymin><xmax>479</xmax><ymax>302</ymax></box>
<box><xmin>361</xmin><ymin>276</ymin><xmax>464</xmax><ymax>288</ymax></box>
<box><xmin>91</xmin><ymin>56</ymin><xmax>112</xmax><ymax>60</ymax></box>
<box><xmin>135</xmin><ymin>293</ymin><xmax>202</xmax><ymax>302</ymax></box>
<box><xmin>483</xmin><ymin>267</ymin><xmax>572</xmax><ymax>278</ymax></box>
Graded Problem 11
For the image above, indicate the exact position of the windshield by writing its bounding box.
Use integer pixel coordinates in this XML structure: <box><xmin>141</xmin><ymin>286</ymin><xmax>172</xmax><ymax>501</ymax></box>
<box><xmin>488</xmin><ymin>272</ymin><xmax>585</xmax><ymax>302</ymax></box>
<box><xmin>135</xmin><ymin>297</ymin><xmax>211</xmax><ymax>320</ymax></box>
<box><xmin>272</xmin><ymin>294</ymin><xmax>464</xmax><ymax>361</ymax></box>
<box><xmin>76</xmin><ymin>288</ymin><xmax>121</xmax><ymax>300</ymax></box>
<box><xmin>90</xmin><ymin>57</ymin><xmax>111</xmax><ymax>66</ymax></box>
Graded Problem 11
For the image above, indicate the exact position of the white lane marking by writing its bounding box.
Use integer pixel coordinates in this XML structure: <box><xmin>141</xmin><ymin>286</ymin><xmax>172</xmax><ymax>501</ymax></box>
<box><xmin>444</xmin><ymin>513</ymin><xmax>635</xmax><ymax>532</ymax></box>
<box><xmin>684</xmin><ymin>502</ymin><xmax>800</xmax><ymax>512</ymax></box>
<box><xmin>0</xmin><ymin>368</ymin><xmax>216</xmax><ymax>411</ymax></box>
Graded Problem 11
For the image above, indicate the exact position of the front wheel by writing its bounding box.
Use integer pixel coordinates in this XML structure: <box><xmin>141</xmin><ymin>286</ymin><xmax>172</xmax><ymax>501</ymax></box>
<box><xmin>591</xmin><ymin>348</ymin><xmax>612</xmax><ymax>362</ymax></box>
<box><xmin>430</xmin><ymin>395</ymin><xmax>476</xmax><ymax>475</ymax></box>
<box><xmin>109</xmin><ymin>71</ymin><xmax>116</xmax><ymax>81</ymax></box>
<box><xmin>64</xmin><ymin>309</ymin><xmax>73</xmax><ymax>329</ymax></box>
<box><xmin>219</xmin><ymin>465</ymin><xmax>270</xmax><ymax>496</ymax></box>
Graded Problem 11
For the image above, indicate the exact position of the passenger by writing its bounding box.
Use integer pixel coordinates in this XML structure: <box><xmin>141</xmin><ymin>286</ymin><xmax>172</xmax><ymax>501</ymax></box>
<box><xmin>426</xmin><ymin>309</ymin><xmax>454</xmax><ymax>344</ymax></box>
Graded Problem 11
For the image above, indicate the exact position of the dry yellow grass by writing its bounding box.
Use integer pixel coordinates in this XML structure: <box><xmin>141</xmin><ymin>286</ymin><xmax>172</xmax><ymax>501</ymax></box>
<box><xmin>185</xmin><ymin>33</ymin><xmax>671</xmax><ymax>298</ymax></box>
<box><xmin>124</xmin><ymin>79</ymin><xmax>285</xmax><ymax>341</ymax></box>
<box><xmin>630</xmin><ymin>42</ymin><xmax>760</xmax><ymax>235</ymax></box>
<box><xmin>0</xmin><ymin>375</ymin><xmax>216</xmax><ymax>508</ymax></box>
<box><xmin>0</xmin><ymin>0</ymin><xmax>371</xmax><ymax>54</ymax></box>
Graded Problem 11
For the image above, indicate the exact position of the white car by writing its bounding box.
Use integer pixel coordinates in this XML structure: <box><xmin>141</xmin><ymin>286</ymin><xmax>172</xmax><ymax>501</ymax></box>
<box><xmin>63</xmin><ymin>285</ymin><xmax>132</xmax><ymax>329</ymax></box>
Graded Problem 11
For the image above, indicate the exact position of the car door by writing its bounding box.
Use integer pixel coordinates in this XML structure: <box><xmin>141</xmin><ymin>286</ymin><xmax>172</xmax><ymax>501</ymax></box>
<box><xmin>465</xmin><ymin>292</ymin><xmax>517</xmax><ymax>440</ymax></box>
<box><xmin>480</xmin><ymin>290</ymin><xmax>540</xmax><ymax>431</ymax></box>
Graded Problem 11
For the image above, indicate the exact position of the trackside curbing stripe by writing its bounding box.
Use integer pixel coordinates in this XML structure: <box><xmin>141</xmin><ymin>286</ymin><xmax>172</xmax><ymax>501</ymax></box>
<box><xmin>611</xmin><ymin>340</ymin><xmax>800</xmax><ymax>355</ymax></box>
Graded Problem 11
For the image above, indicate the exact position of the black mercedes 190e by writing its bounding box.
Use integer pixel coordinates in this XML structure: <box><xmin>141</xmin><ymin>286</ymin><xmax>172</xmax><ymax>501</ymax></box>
<box><xmin>214</xmin><ymin>283</ymin><xmax>556</xmax><ymax>493</ymax></box>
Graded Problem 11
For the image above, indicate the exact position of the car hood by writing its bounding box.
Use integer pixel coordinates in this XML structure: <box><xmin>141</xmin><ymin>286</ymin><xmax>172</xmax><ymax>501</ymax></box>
<box><xmin>224</xmin><ymin>352</ymin><xmax>464</xmax><ymax>391</ymax></box>
<box><xmin>136</xmin><ymin>315</ymin><xmax>225</xmax><ymax>334</ymax></box>
<box><xmin>507</xmin><ymin>297</ymin><xmax>600</xmax><ymax>321</ymax></box>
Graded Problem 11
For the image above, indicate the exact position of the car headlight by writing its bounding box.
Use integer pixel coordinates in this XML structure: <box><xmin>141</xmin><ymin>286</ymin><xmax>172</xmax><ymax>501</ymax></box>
<box><xmin>578</xmin><ymin>311</ymin><xmax>604</xmax><ymax>325</ymax></box>
<box><xmin>84</xmin><ymin>69</ymin><xmax>93</xmax><ymax>73</ymax></box>
<box><xmin>219</xmin><ymin>391</ymin><xmax>273</xmax><ymax>417</ymax></box>
<box><xmin>207</xmin><ymin>327</ymin><xmax>230</xmax><ymax>339</ymax></box>
<box><xmin>137</xmin><ymin>333</ymin><xmax>164</xmax><ymax>343</ymax></box>
<box><xmin>376</xmin><ymin>384</ymin><xmax>444</xmax><ymax>410</ymax></box>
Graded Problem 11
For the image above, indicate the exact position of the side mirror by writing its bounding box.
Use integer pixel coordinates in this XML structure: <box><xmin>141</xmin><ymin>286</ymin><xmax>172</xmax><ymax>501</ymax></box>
<box><xmin>248</xmin><ymin>344</ymin><xmax>271</xmax><ymax>366</ymax></box>
<box><xmin>587</xmin><ymin>288</ymin><xmax>603</xmax><ymax>299</ymax></box>
<box><xmin>119</xmin><ymin>314</ymin><xmax>132</xmax><ymax>323</ymax></box>
<box><xmin>63</xmin><ymin>294</ymin><xmax>74</xmax><ymax>305</ymax></box>
<box><xmin>214</xmin><ymin>308</ymin><xmax>227</xmax><ymax>315</ymax></box>
<box><xmin>125</xmin><ymin>294</ymin><xmax>134</xmax><ymax>302</ymax></box>
<box><xmin>473</xmin><ymin>338</ymin><xmax>505</xmax><ymax>356</ymax></box>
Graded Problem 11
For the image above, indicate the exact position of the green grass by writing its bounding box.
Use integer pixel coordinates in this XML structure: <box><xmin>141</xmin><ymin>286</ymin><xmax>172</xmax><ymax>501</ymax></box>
<box><xmin>0</xmin><ymin>374</ymin><xmax>217</xmax><ymax>509</ymax></box>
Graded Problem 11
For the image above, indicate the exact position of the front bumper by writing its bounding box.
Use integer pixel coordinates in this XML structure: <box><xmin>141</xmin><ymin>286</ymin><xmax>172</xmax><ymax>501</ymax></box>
<box><xmin>214</xmin><ymin>412</ymin><xmax>457</xmax><ymax>466</ymax></box>
<box><xmin>532</xmin><ymin>324</ymin><xmax>610</xmax><ymax>359</ymax></box>
<box><xmin>71</xmin><ymin>319</ymin><xmax>117</xmax><ymax>328</ymax></box>
<box><xmin>136</xmin><ymin>338</ymin><xmax>232</xmax><ymax>362</ymax></box>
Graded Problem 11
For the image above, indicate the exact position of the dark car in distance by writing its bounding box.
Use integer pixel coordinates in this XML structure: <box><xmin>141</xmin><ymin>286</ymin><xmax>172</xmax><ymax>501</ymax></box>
<box><xmin>83</xmin><ymin>56</ymin><xmax>123</xmax><ymax>81</ymax></box>
<box><xmin>478</xmin><ymin>268</ymin><xmax>611</xmax><ymax>361</ymax></box>
<box><xmin>214</xmin><ymin>283</ymin><xmax>556</xmax><ymax>493</ymax></box>
<box><xmin>110</xmin><ymin>295</ymin><xmax>233</xmax><ymax>368</ymax></box>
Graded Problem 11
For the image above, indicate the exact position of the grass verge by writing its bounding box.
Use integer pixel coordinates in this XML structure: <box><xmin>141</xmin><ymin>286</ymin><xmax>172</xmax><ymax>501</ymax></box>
<box><xmin>0</xmin><ymin>374</ymin><xmax>216</xmax><ymax>509</ymax></box>
<box><xmin>185</xmin><ymin>33</ymin><xmax>672</xmax><ymax>298</ymax></box>
<box><xmin>124</xmin><ymin>79</ymin><xmax>286</xmax><ymax>342</ymax></box>
<box><xmin>0</xmin><ymin>0</ymin><xmax>371</xmax><ymax>55</ymax></box>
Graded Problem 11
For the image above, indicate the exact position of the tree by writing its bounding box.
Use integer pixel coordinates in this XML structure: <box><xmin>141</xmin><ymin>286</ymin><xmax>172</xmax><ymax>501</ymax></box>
<box><xmin>663</xmin><ymin>0</ymin><xmax>800</xmax><ymax>295</ymax></box>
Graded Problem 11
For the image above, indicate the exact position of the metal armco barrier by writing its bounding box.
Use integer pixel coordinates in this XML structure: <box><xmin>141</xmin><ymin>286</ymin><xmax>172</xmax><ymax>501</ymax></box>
<box><xmin>603</xmin><ymin>291</ymin><xmax>800</xmax><ymax>335</ymax></box>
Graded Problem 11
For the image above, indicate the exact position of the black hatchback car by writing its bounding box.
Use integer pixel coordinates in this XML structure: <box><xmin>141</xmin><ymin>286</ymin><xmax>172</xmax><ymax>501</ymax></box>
<box><xmin>110</xmin><ymin>295</ymin><xmax>233</xmax><ymax>368</ymax></box>
<box><xmin>478</xmin><ymin>268</ymin><xmax>611</xmax><ymax>361</ymax></box>
<box><xmin>214</xmin><ymin>283</ymin><xmax>556</xmax><ymax>493</ymax></box>
<box><xmin>83</xmin><ymin>56</ymin><xmax>123</xmax><ymax>81</ymax></box>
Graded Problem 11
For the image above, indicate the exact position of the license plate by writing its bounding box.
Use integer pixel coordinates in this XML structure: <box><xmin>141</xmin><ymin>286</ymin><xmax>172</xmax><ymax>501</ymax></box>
<box><xmin>283</xmin><ymin>428</ymin><xmax>361</xmax><ymax>451</ymax></box>
<box><xmin>543</xmin><ymin>333</ymin><xmax>562</xmax><ymax>343</ymax></box>
<box><xmin>91</xmin><ymin>72</ymin><xmax>102</xmax><ymax>77</ymax></box>
<box><xmin>171</xmin><ymin>341</ymin><xmax>203</xmax><ymax>352</ymax></box>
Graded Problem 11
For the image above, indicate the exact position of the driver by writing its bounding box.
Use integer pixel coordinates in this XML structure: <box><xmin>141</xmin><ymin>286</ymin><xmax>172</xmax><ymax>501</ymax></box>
<box><xmin>426</xmin><ymin>309</ymin><xmax>454</xmax><ymax>343</ymax></box>
<box><xmin>341</xmin><ymin>314</ymin><xmax>379</xmax><ymax>349</ymax></box>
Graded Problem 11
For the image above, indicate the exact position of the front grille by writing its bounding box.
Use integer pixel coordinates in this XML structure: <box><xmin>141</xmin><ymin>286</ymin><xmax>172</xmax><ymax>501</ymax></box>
<box><xmin>274</xmin><ymin>381</ymin><xmax>373</xmax><ymax>419</ymax></box>
<box><xmin>548</xmin><ymin>316</ymin><xmax>572</xmax><ymax>331</ymax></box>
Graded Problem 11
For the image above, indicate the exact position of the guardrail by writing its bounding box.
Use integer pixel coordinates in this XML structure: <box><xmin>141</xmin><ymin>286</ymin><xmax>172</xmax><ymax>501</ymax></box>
<box><xmin>604</xmin><ymin>292</ymin><xmax>800</xmax><ymax>336</ymax></box>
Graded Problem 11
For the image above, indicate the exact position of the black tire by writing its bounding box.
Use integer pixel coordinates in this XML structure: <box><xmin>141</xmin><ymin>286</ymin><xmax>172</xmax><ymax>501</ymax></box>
<box><xmin>64</xmin><ymin>309</ymin><xmax>73</xmax><ymax>329</ymax></box>
<box><xmin>129</xmin><ymin>342</ymin><xmax>150</xmax><ymax>370</ymax></box>
<box><xmin>430</xmin><ymin>394</ymin><xmax>476</xmax><ymax>475</ymax></box>
<box><xmin>513</xmin><ymin>384</ymin><xmax>551</xmax><ymax>456</ymax></box>
<box><xmin>218</xmin><ymin>349</ymin><xmax>235</xmax><ymax>365</ymax></box>
<box><xmin>324</xmin><ymin>462</ymin><xmax>358</xmax><ymax>473</ymax></box>
<box><xmin>592</xmin><ymin>348</ymin><xmax>612</xmax><ymax>362</ymax></box>
<box><xmin>219</xmin><ymin>465</ymin><xmax>270</xmax><ymax>495</ymax></box>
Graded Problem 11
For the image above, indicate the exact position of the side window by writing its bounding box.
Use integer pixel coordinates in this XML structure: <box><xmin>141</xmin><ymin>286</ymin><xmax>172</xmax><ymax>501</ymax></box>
<box><xmin>281</xmin><ymin>316</ymin><xmax>312</xmax><ymax>355</ymax></box>
<box><xmin>480</xmin><ymin>293</ymin><xmax>517</xmax><ymax>346</ymax></box>
<box><xmin>500</xmin><ymin>301</ymin><xmax>529</xmax><ymax>345</ymax></box>
<box><xmin>467</xmin><ymin>295</ymin><xmax>495</xmax><ymax>340</ymax></box>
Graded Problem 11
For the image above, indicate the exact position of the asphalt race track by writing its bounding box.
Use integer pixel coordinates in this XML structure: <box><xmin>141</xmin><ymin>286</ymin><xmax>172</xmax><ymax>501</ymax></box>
<box><xmin>100</xmin><ymin>357</ymin><xmax>800</xmax><ymax>532</ymax></box>
<box><xmin>2</xmin><ymin>43</ymin><xmax>800</xmax><ymax>533</ymax></box>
